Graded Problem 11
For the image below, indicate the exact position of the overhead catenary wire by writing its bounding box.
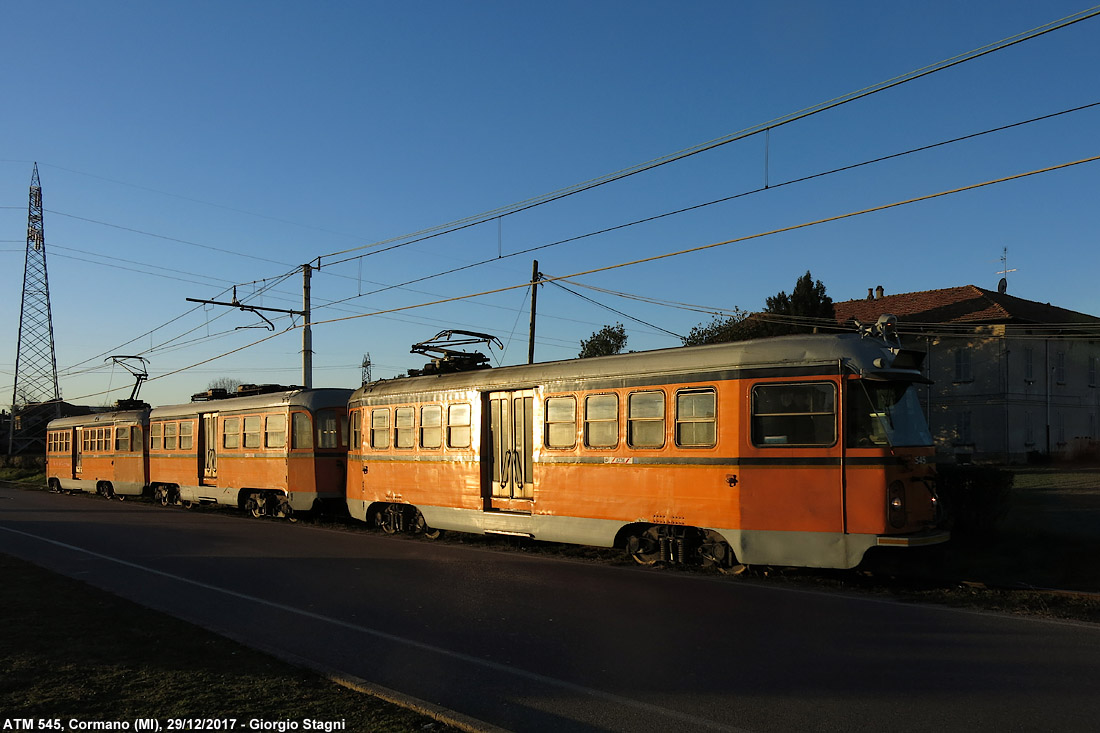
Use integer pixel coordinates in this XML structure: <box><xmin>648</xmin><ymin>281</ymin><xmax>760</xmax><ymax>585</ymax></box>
<box><xmin>51</xmin><ymin>152</ymin><xmax>1095</xmax><ymax>405</ymax></box>
<box><xmin>313</xmin><ymin>100</ymin><xmax>1100</xmax><ymax>312</ymax></box>
<box><xmin>317</xmin><ymin>6</ymin><xmax>1100</xmax><ymax>266</ymax></box>
<box><xmin>544</xmin><ymin>278</ymin><xmax>684</xmax><ymax>340</ymax></box>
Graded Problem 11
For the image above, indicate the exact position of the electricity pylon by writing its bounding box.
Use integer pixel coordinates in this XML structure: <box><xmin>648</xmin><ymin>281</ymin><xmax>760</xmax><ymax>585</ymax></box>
<box><xmin>8</xmin><ymin>163</ymin><xmax>61</xmax><ymax>455</ymax></box>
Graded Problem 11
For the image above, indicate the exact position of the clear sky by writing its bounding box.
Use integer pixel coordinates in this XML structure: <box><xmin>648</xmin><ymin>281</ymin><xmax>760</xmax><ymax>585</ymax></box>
<box><xmin>2</xmin><ymin>1</ymin><xmax>1098</xmax><ymax>409</ymax></box>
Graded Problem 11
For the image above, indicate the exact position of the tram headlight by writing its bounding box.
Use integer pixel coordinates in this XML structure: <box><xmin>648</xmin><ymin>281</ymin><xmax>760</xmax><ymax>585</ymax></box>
<box><xmin>887</xmin><ymin>480</ymin><xmax>907</xmax><ymax>529</ymax></box>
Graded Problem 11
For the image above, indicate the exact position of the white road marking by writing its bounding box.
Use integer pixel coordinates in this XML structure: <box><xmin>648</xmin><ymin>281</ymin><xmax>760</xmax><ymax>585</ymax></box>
<box><xmin>0</xmin><ymin>523</ymin><xmax>752</xmax><ymax>733</ymax></box>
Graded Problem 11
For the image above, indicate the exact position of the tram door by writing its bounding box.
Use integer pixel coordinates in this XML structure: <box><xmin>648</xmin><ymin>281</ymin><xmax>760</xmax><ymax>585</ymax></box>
<box><xmin>485</xmin><ymin>390</ymin><xmax>535</xmax><ymax>509</ymax></box>
<box><xmin>74</xmin><ymin>427</ymin><xmax>83</xmax><ymax>477</ymax></box>
<box><xmin>200</xmin><ymin>414</ymin><xmax>217</xmax><ymax>484</ymax></box>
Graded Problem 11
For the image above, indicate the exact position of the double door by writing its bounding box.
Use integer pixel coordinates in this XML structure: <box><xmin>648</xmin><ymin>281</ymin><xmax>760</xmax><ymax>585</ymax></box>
<box><xmin>486</xmin><ymin>390</ymin><xmax>535</xmax><ymax>509</ymax></box>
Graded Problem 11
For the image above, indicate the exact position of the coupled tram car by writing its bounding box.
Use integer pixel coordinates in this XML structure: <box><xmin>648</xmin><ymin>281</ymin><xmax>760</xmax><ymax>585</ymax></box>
<box><xmin>348</xmin><ymin>319</ymin><xmax>949</xmax><ymax>570</ymax></box>
<box><xmin>45</xmin><ymin>318</ymin><xmax>948</xmax><ymax>571</ymax></box>
<box><xmin>46</xmin><ymin>385</ymin><xmax>353</xmax><ymax>519</ymax></box>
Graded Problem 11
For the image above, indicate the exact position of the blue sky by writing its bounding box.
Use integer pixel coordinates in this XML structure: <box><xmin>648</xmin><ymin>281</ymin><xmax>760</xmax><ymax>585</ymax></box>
<box><xmin>2</xmin><ymin>1</ymin><xmax>1098</xmax><ymax>408</ymax></box>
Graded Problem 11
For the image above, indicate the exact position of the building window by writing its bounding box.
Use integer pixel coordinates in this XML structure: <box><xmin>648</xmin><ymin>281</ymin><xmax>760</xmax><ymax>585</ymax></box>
<box><xmin>751</xmin><ymin>383</ymin><xmax>835</xmax><ymax>447</ymax></box>
<box><xmin>1089</xmin><ymin>356</ymin><xmax>1097</xmax><ymax>387</ymax></box>
<box><xmin>954</xmin><ymin>349</ymin><xmax>972</xmax><ymax>382</ymax></box>
<box><xmin>292</xmin><ymin>412</ymin><xmax>313</xmax><ymax>449</ymax></box>
<box><xmin>370</xmin><ymin>409</ymin><xmax>389</xmax><ymax>449</ymax></box>
<box><xmin>1024</xmin><ymin>347</ymin><xmax>1034</xmax><ymax>381</ymax></box>
<box><xmin>243</xmin><ymin>416</ymin><xmax>261</xmax><ymax>449</ymax></box>
<box><xmin>395</xmin><ymin>407</ymin><xmax>414</xmax><ymax>449</ymax></box>
<box><xmin>1057</xmin><ymin>412</ymin><xmax>1066</xmax><ymax>446</ymax></box>
<box><xmin>1055</xmin><ymin>351</ymin><xmax>1066</xmax><ymax>384</ymax></box>
<box><xmin>265</xmin><ymin>415</ymin><xmax>286</xmax><ymax>448</ymax></box>
<box><xmin>447</xmin><ymin>404</ymin><xmax>471</xmax><ymax>449</ymax></box>
<box><xmin>956</xmin><ymin>411</ymin><xmax>972</xmax><ymax>445</ymax></box>
<box><xmin>584</xmin><ymin>394</ymin><xmax>618</xmax><ymax>448</ymax></box>
<box><xmin>1024</xmin><ymin>412</ymin><xmax>1035</xmax><ymax>446</ymax></box>
<box><xmin>677</xmin><ymin>388</ymin><xmax>718</xmax><ymax>447</ymax></box>
<box><xmin>628</xmin><ymin>391</ymin><xmax>665</xmax><ymax>448</ymax></box>
<box><xmin>420</xmin><ymin>405</ymin><xmax>442</xmax><ymax>449</ymax></box>
<box><xmin>180</xmin><ymin>421</ymin><xmax>193</xmax><ymax>450</ymax></box>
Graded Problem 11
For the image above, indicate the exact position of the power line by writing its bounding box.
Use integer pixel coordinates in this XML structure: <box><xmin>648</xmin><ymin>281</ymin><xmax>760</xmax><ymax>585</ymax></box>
<box><xmin>317</xmin><ymin>6</ymin><xmax>1100</xmax><ymax>266</ymax></box>
<box><xmin>544</xmin><ymin>278</ymin><xmax>684</xmax><ymax>339</ymax></box>
<box><xmin>69</xmin><ymin>152</ymin><xmax>1085</xmax><ymax>402</ymax></box>
<box><xmin>312</xmin><ymin>100</ymin><xmax>1100</xmax><ymax>312</ymax></box>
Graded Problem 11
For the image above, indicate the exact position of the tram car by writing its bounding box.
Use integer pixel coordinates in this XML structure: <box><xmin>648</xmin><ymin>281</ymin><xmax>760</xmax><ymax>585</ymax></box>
<box><xmin>46</xmin><ymin>403</ymin><xmax>150</xmax><ymax>499</ymax></box>
<box><xmin>347</xmin><ymin>326</ymin><xmax>948</xmax><ymax>570</ymax></box>
<box><xmin>146</xmin><ymin>385</ymin><xmax>353</xmax><ymax>518</ymax></box>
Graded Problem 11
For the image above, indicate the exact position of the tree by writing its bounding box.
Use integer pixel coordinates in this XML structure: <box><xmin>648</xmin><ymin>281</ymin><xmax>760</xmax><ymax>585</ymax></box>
<box><xmin>208</xmin><ymin>377</ymin><xmax>243</xmax><ymax>393</ymax></box>
<box><xmin>579</xmin><ymin>323</ymin><xmax>628</xmax><ymax>358</ymax></box>
<box><xmin>682</xmin><ymin>271</ymin><xmax>834</xmax><ymax>346</ymax></box>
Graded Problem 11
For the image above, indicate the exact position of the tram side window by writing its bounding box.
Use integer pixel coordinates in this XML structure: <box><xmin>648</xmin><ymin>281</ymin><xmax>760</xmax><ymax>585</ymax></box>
<box><xmin>115</xmin><ymin>426</ymin><xmax>130</xmax><ymax>452</ymax></box>
<box><xmin>420</xmin><ymin>405</ymin><xmax>442</xmax><ymax>449</ymax></box>
<box><xmin>751</xmin><ymin>383</ymin><xmax>836</xmax><ymax>447</ymax></box>
<box><xmin>370</xmin><ymin>409</ymin><xmax>390</xmax><ymax>449</ymax></box>
<box><xmin>223</xmin><ymin>418</ymin><xmax>240</xmax><ymax>449</ymax></box>
<box><xmin>180</xmin><ymin>421</ymin><xmax>193</xmax><ymax>450</ymax></box>
<box><xmin>628</xmin><ymin>391</ymin><xmax>665</xmax><ymax>448</ymax></box>
<box><xmin>545</xmin><ymin>396</ymin><xmax>577</xmax><ymax>448</ymax></box>
<box><xmin>151</xmin><ymin>423</ymin><xmax>163</xmax><ymax>450</ymax></box>
<box><xmin>292</xmin><ymin>412</ymin><xmax>313</xmax><ymax>449</ymax></box>
<box><xmin>317</xmin><ymin>410</ymin><xmax>341</xmax><ymax>448</ymax></box>
<box><xmin>395</xmin><ymin>407</ymin><xmax>414</xmax><ymax>449</ymax></box>
<box><xmin>164</xmin><ymin>422</ymin><xmax>178</xmax><ymax>450</ymax></box>
<box><xmin>131</xmin><ymin>426</ymin><xmax>142</xmax><ymax>452</ymax></box>
<box><xmin>266</xmin><ymin>415</ymin><xmax>287</xmax><ymax>448</ymax></box>
<box><xmin>676</xmin><ymin>389</ymin><xmax>717</xmax><ymax>447</ymax></box>
<box><xmin>584</xmin><ymin>394</ymin><xmax>618</xmax><ymax>448</ymax></box>
<box><xmin>447</xmin><ymin>404</ymin><xmax>471</xmax><ymax>449</ymax></box>
<box><xmin>243</xmin><ymin>416</ymin><xmax>262</xmax><ymax>449</ymax></box>
<box><xmin>349</xmin><ymin>409</ymin><xmax>362</xmax><ymax>451</ymax></box>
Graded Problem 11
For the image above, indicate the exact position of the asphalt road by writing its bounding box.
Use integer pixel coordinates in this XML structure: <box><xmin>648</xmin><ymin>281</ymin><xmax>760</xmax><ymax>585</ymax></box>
<box><xmin>3</xmin><ymin>484</ymin><xmax>1099</xmax><ymax>732</ymax></box>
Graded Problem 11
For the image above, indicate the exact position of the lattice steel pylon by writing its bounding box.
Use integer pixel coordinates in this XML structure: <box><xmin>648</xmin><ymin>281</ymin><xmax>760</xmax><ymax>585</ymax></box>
<box><xmin>8</xmin><ymin>163</ymin><xmax>61</xmax><ymax>455</ymax></box>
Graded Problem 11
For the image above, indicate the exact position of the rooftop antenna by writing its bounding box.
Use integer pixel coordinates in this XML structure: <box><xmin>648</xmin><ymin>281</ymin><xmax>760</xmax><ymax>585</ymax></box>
<box><xmin>996</xmin><ymin>246</ymin><xmax>1016</xmax><ymax>294</ymax></box>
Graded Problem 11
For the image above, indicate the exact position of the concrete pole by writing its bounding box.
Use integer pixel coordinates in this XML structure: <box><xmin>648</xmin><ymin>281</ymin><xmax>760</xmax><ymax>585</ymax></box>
<box><xmin>303</xmin><ymin>263</ymin><xmax>313</xmax><ymax>388</ymax></box>
<box><xmin>528</xmin><ymin>260</ymin><xmax>539</xmax><ymax>364</ymax></box>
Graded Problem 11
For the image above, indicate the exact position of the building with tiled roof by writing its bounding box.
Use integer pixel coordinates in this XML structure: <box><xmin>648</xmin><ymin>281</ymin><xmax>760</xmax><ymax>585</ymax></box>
<box><xmin>835</xmin><ymin>285</ymin><xmax>1100</xmax><ymax>462</ymax></box>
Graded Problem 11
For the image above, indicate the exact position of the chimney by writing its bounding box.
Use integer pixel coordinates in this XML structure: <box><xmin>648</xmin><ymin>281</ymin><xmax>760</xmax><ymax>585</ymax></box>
<box><xmin>875</xmin><ymin>285</ymin><xmax>884</xmax><ymax>299</ymax></box>
<box><xmin>867</xmin><ymin>288</ymin><xmax>874</xmax><ymax>301</ymax></box>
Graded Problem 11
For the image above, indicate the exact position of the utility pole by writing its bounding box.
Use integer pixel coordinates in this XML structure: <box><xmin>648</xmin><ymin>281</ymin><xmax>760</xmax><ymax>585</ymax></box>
<box><xmin>302</xmin><ymin>262</ymin><xmax>313</xmax><ymax>388</ymax></box>
<box><xmin>9</xmin><ymin>163</ymin><xmax>61</xmax><ymax>455</ymax></box>
<box><xmin>528</xmin><ymin>259</ymin><xmax>540</xmax><ymax>364</ymax></box>
<box><xmin>186</xmin><ymin>260</ymin><xmax>315</xmax><ymax>389</ymax></box>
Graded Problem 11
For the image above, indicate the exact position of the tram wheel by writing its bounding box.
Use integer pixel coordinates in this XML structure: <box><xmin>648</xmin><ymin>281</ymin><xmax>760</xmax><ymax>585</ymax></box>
<box><xmin>627</xmin><ymin>527</ymin><xmax>661</xmax><ymax>566</ymax></box>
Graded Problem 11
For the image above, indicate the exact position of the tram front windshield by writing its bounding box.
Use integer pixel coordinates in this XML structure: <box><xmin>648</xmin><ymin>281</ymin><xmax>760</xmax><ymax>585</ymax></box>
<box><xmin>847</xmin><ymin>381</ymin><xmax>932</xmax><ymax>448</ymax></box>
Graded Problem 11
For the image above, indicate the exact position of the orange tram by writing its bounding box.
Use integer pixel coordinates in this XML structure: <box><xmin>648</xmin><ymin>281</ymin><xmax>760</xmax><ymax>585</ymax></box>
<box><xmin>47</xmin><ymin>385</ymin><xmax>352</xmax><ymax>519</ymax></box>
<box><xmin>348</xmin><ymin>330</ymin><xmax>948</xmax><ymax>570</ymax></box>
<box><xmin>46</xmin><ymin>326</ymin><xmax>948</xmax><ymax>570</ymax></box>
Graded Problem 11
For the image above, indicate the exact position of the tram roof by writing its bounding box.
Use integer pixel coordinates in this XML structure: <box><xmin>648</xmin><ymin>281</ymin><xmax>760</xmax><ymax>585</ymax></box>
<box><xmin>149</xmin><ymin>387</ymin><xmax>353</xmax><ymax>420</ymax></box>
<box><xmin>48</xmin><ymin>408</ymin><xmax>150</xmax><ymax>430</ymax></box>
<box><xmin>353</xmin><ymin>332</ymin><xmax>925</xmax><ymax>401</ymax></box>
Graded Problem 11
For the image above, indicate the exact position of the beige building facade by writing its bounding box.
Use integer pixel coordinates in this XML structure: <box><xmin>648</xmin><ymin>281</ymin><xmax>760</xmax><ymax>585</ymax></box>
<box><xmin>836</xmin><ymin>286</ymin><xmax>1100</xmax><ymax>463</ymax></box>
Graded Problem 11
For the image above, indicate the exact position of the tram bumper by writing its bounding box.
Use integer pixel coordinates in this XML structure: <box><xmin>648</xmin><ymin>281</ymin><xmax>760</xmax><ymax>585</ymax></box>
<box><xmin>875</xmin><ymin>528</ymin><xmax>951</xmax><ymax>548</ymax></box>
